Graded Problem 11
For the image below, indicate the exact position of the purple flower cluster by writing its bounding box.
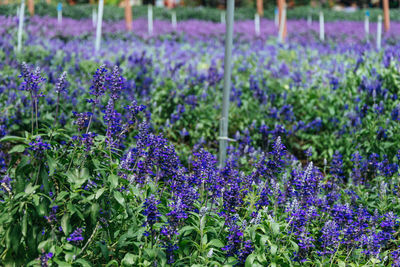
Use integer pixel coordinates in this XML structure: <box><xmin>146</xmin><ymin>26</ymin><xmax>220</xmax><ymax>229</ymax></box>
<box><xmin>67</xmin><ymin>227</ymin><xmax>84</xmax><ymax>244</ymax></box>
<box><xmin>29</xmin><ymin>136</ymin><xmax>51</xmax><ymax>152</ymax></box>
<box><xmin>39</xmin><ymin>251</ymin><xmax>53</xmax><ymax>267</ymax></box>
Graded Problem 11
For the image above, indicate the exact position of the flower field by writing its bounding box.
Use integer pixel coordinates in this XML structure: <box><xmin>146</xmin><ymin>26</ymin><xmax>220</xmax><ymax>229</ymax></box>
<box><xmin>1</xmin><ymin>14</ymin><xmax>400</xmax><ymax>266</ymax></box>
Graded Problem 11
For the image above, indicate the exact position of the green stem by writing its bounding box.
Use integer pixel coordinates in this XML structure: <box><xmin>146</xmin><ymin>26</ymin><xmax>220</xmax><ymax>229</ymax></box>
<box><xmin>35</xmin><ymin>97</ymin><xmax>39</xmax><ymax>133</ymax></box>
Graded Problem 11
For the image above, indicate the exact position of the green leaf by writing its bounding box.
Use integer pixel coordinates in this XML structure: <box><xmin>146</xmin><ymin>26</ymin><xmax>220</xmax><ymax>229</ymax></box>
<box><xmin>67</xmin><ymin>168</ymin><xmax>90</xmax><ymax>189</ymax></box>
<box><xmin>179</xmin><ymin>225</ymin><xmax>195</xmax><ymax>235</ymax></box>
<box><xmin>337</xmin><ymin>260</ymin><xmax>346</xmax><ymax>267</ymax></box>
<box><xmin>61</xmin><ymin>213</ymin><xmax>70</xmax><ymax>235</ymax></box>
<box><xmin>113</xmin><ymin>191</ymin><xmax>125</xmax><ymax>207</ymax></box>
<box><xmin>289</xmin><ymin>240</ymin><xmax>299</xmax><ymax>252</ymax></box>
<box><xmin>9</xmin><ymin>144</ymin><xmax>27</xmax><ymax>153</ymax></box>
<box><xmin>96</xmin><ymin>188</ymin><xmax>106</xmax><ymax>199</ymax></box>
<box><xmin>109</xmin><ymin>174</ymin><xmax>119</xmax><ymax>189</ymax></box>
<box><xmin>208</xmin><ymin>239</ymin><xmax>224</xmax><ymax>248</ymax></box>
<box><xmin>0</xmin><ymin>136</ymin><xmax>27</xmax><ymax>143</ymax></box>
<box><xmin>38</xmin><ymin>239</ymin><xmax>51</xmax><ymax>252</ymax></box>
<box><xmin>90</xmin><ymin>203</ymin><xmax>99</xmax><ymax>223</ymax></box>
<box><xmin>271</xmin><ymin>244</ymin><xmax>278</xmax><ymax>255</ymax></box>
<box><xmin>47</xmin><ymin>155</ymin><xmax>57</xmax><ymax>176</ymax></box>
<box><xmin>22</xmin><ymin>211</ymin><xmax>28</xmax><ymax>237</ymax></box>
<box><xmin>105</xmin><ymin>260</ymin><xmax>119</xmax><ymax>267</ymax></box>
<box><xmin>75</xmin><ymin>259</ymin><xmax>92</xmax><ymax>267</ymax></box>
<box><xmin>121</xmin><ymin>253</ymin><xmax>136</xmax><ymax>266</ymax></box>
<box><xmin>271</xmin><ymin>222</ymin><xmax>280</xmax><ymax>235</ymax></box>
<box><xmin>53</xmin><ymin>259</ymin><xmax>72</xmax><ymax>267</ymax></box>
<box><xmin>24</xmin><ymin>183</ymin><xmax>37</xmax><ymax>195</ymax></box>
<box><xmin>245</xmin><ymin>253</ymin><xmax>256</xmax><ymax>267</ymax></box>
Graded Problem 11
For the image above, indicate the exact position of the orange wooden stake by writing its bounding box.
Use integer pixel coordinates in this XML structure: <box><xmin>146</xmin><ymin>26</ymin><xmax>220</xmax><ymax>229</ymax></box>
<box><xmin>257</xmin><ymin>0</ymin><xmax>263</xmax><ymax>16</ymax></box>
<box><xmin>383</xmin><ymin>0</ymin><xmax>390</xmax><ymax>32</ymax></box>
<box><xmin>46</xmin><ymin>0</ymin><xmax>51</xmax><ymax>4</ymax></box>
<box><xmin>278</xmin><ymin>0</ymin><xmax>287</xmax><ymax>40</ymax></box>
<box><xmin>125</xmin><ymin>0</ymin><xmax>132</xmax><ymax>31</ymax></box>
<box><xmin>28</xmin><ymin>0</ymin><xmax>34</xmax><ymax>16</ymax></box>
<box><xmin>166</xmin><ymin>0</ymin><xmax>174</xmax><ymax>9</ymax></box>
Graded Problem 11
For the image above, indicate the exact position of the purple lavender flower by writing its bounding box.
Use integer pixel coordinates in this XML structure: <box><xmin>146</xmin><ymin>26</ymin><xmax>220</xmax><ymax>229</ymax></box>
<box><xmin>55</xmin><ymin>71</ymin><xmax>68</xmax><ymax>94</ymax></box>
<box><xmin>39</xmin><ymin>251</ymin><xmax>53</xmax><ymax>267</ymax></box>
<box><xmin>54</xmin><ymin>71</ymin><xmax>68</xmax><ymax>124</ymax></box>
<box><xmin>392</xmin><ymin>247</ymin><xmax>400</xmax><ymax>267</ymax></box>
<box><xmin>29</xmin><ymin>136</ymin><xmax>51</xmax><ymax>153</ymax></box>
<box><xmin>0</xmin><ymin>174</ymin><xmax>12</xmax><ymax>195</ymax></box>
<box><xmin>72</xmin><ymin>112</ymin><xmax>92</xmax><ymax>132</ymax></box>
<box><xmin>142</xmin><ymin>195</ymin><xmax>161</xmax><ymax>229</ymax></box>
<box><xmin>20</xmin><ymin>62</ymin><xmax>46</xmax><ymax>97</ymax></box>
<box><xmin>319</xmin><ymin>220</ymin><xmax>340</xmax><ymax>256</ymax></box>
<box><xmin>124</xmin><ymin>100</ymin><xmax>146</xmax><ymax>126</ymax></box>
<box><xmin>160</xmin><ymin>225</ymin><xmax>179</xmax><ymax>264</ymax></box>
<box><xmin>237</xmin><ymin>240</ymin><xmax>254</xmax><ymax>265</ymax></box>
<box><xmin>67</xmin><ymin>227</ymin><xmax>84</xmax><ymax>244</ymax></box>
<box><xmin>87</xmin><ymin>65</ymin><xmax>107</xmax><ymax>104</ymax></box>
<box><xmin>44</xmin><ymin>205</ymin><xmax>59</xmax><ymax>223</ymax></box>
<box><xmin>80</xmin><ymin>132</ymin><xmax>97</xmax><ymax>152</ymax></box>
<box><xmin>221</xmin><ymin>222</ymin><xmax>244</xmax><ymax>257</ymax></box>
<box><xmin>108</xmin><ymin>66</ymin><xmax>125</xmax><ymax>101</ymax></box>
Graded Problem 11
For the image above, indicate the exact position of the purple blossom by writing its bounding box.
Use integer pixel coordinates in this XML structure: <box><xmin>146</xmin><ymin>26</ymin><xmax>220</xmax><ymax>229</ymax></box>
<box><xmin>29</xmin><ymin>136</ymin><xmax>51</xmax><ymax>152</ymax></box>
<box><xmin>87</xmin><ymin>65</ymin><xmax>108</xmax><ymax>104</ymax></box>
<box><xmin>67</xmin><ymin>227</ymin><xmax>84</xmax><ymax>244</ymax></box>
<box><xmin>72</xmin><ymin>111</ymin><xmax>92</xmax><ymax>132</ymax></box>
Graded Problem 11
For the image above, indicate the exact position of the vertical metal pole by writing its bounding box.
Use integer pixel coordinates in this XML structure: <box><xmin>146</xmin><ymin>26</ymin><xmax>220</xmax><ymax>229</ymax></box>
<box><xmin>95</xmin><ymin>0</ymin><xmax>103</xmax><ymax>53</ymax></box>
<box><xmin>319</xmin><ymin>11</ymin><xmax>324</xmax><ymax>41</ymax></box>
<box><xmin>307</xmin><ymin>14</ymin><xmax>312</xmax><ymax>26</ymax></box>
<box><xmin>218</xmin><ymin>0</ymin><xmax>234</xmax><ymax>168</ymax></box>
<box><xmin>364</xmin><ymin>10</ymin><xmax>369</xmax><ymax>38</ymax></box>
<box><xmin>148</xmin><ymin>4</ymin><xmax>153</xmax><ymax>36</ymax></box>
<box><xmin>377</xmin><ymin>15</ymin><xmax>382</xmax><ymax>50</ymax></box>
<box><xmin>17</xmin><ymin>0</ymin><xmax>25</xmax><ymax>53</ymax></box>
<box><xmin>172</xmin><ymin>11</ymin><xmax>177</xmax><ymax>29</ymax></box>
<box><xmin>92</xmin><ymin>8</ymin><xmax>97</xmax><ymax>27</ymax></box>
<box><xmin>255</xmin><ymin>13</ymin><xmax>260</xmax><ymax>36</ymax></box>
<box><xmin>57</xmin><ymin>2</ymin><xmax>62</xmax><ymax>26</ymax></box>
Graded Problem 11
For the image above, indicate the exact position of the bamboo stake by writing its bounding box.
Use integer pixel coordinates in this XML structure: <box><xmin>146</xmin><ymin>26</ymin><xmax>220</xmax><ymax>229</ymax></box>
<box><xmin>383</xmin><ymin>0</ymin><xmax>390</xmax><ymax>32</ymax></box>
<box><xmin>125</xmin><ymin>0</ymin><xmax>132</xmax><ymax>31</ymax></box>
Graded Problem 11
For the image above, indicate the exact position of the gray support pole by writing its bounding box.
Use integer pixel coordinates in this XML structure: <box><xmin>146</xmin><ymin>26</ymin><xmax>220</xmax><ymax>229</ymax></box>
<box><xmin>218</xmin><ymin>0</ymin><xmax>234</xmax><ymax>168</ymax></box>
<box><xmin>95</xmin><ymin>0</ymin><xmax>104</xmax><ymax>53</ymax></box>
<box><xmin>17</xmin><ymin>0</ymin><xmax>25</xmax><ymax>53</ymax></box>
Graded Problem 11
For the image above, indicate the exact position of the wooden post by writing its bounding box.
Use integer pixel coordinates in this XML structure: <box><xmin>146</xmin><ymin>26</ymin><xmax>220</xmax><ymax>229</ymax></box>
<box><xmin>277</xmin><ymin>0</ymin><xmax>287</xmax><ymax>40</ymax></box>
<box><xmin>166</xmin><ymin>0</ymin><xmax>173</xmax><ymax>9</ymax></box>
<box><xmin>383</xmin><ymin>0</ymin><xmax>390</xmax><ymax>32</ymax></box>
<box><xmin>125</xmin><ymin>0</ymin><xmax>132</xmax><ymax>31</ymax></box>
<box><xmin>27</xmin><ymin>0</ymin><xmax>34</xmax><ymax>16</ymax></box>
<box><xmin>257</xmin><ymin>0</ymin><xmax>263</xmax><ymax>16</ymax></box>
<box><xmin>46</xmin><ymin>0</ymin><xmax>51</xmax><ymax>4</ymax></box>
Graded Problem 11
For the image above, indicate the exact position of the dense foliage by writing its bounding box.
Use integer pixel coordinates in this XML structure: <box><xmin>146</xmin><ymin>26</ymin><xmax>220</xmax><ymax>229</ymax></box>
<box><xmin>1</xmin><ymin>15</ymin><xmax>400</xmax><ymax>266</ymax></box>
<box><xmin>2</xmin><ymin>3</ymin><xmax>400</xmax><ymax>22</ymax></box>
